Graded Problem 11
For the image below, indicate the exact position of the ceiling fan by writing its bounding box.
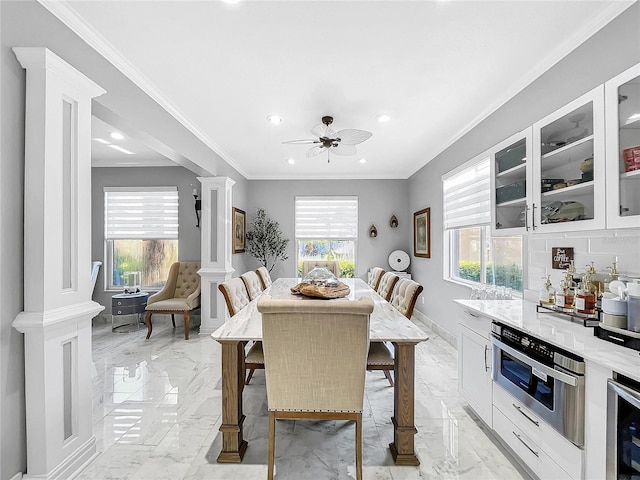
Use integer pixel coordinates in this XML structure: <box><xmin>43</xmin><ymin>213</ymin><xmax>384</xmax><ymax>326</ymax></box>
<box><xmin>283</xmin><ymin>116</ymin><xmax>372</xmax><ymax>163</ymax></box>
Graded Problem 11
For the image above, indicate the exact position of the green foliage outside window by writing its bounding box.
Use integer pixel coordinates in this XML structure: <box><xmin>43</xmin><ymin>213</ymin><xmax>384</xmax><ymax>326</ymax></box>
<box><xmin>457</xmin><ymin>261</ymin><xmax>523</xmax><ymax>291</ymax></box>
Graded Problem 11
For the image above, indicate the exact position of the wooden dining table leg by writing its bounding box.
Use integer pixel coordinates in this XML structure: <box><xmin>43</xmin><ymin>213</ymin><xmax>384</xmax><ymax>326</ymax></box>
<box><xmin>217</xmin><ymin>340</ymin><xmax>248</xmax><ymax>463</ymax></box>
<box><xmin>389</xmin><ymin>342</ymin><xmax>420</xmax><ymax>466</ymax></box>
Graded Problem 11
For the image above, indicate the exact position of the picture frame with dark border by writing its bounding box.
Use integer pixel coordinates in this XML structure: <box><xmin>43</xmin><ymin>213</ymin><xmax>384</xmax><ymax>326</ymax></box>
<box><xmin>232</xmin><ymin>207</ymin><xmax>246</xmax><ymax>254</ymax></box>
<box><xmin>413</xmin><ymin>207</ymin><xmax>430</xmax><ymax>258</ymax></box>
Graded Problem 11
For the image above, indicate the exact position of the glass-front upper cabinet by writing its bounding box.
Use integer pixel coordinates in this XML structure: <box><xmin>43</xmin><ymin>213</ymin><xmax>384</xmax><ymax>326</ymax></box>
<box><xmin>490</xmin><ymin>128</ymin><xmax>532</xmax><ymax>235</ymax></box>
<box><xmin>532</xmin><ymin>85</ymin><xmax>606</xmax><ymax>232</ymax></box>
<box><xmin>605</xmin><ymin>63</ymin><xmax>640</xmax><ymax>229</ymax></box>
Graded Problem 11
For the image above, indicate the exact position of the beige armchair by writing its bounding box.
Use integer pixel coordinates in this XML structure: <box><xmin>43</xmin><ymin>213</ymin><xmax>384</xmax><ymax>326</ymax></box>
<box><xmin>144</xmin><ymin>262</ymin><xmax>201</xmax><ymax>340</ymax></box>
<box><xmin>218</xmin><ymin>277</ymin><xmax>264</xmax><ymax>385</ymax></box>
<box><xmin>258</xmin><ymin>295</ymin><xmax>374</xmax><ymax>480</ymax></box>
<box><xmin>367</xmin><ymin>267</ymin><xmax>385</xmax><ymax>290</ymax></box>
<box><xmin>256</xmin><ymin>266</ymin><xmax>272</xmax><ymax>289</ymax></box>
<box><xmin>368</xmin><ymin>278</ymin><xmax>423</xmax><ymax>386</ymax></box>
<box><xmin>302</xmin><ymin>260</ymin><xmax>341</xmax><ymax>277</ymax></box>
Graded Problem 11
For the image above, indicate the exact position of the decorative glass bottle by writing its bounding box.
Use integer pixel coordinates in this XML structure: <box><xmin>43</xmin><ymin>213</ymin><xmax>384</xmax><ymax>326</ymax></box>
<box><xmin>575</xmin><ymin>272</ymin><xmax>597</xmax><ymax>315</ymax></box>
<box><xmin>539</xmin><ymin>275</ymin><xmax>555</xmax><ymax>307</ymax></box>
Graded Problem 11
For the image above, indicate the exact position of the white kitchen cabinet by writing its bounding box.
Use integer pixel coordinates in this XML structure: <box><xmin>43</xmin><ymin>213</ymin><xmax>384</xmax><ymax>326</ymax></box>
<box><xmin>605</xmin><ymin>63</ymin><xmax>640</xmax><ymax>229</ymax></box>
<box><xmin>490</xmin><ymin>128</ymin><xmax>533</xmax><ymax>235</ymax></box>
<box><xmin>532</xmin><ymin>85</ymin><xmax>606</xmax><ymax>232</ymax></box>
<box><xmin>458</xmin><ymin>309</ymin><xmax>493</xmax><ymax>427</ymax></box>
<box><xmin>491</xmin><ymin>85</ymin><xmax>606</xmax><ymax>236</ymax></box>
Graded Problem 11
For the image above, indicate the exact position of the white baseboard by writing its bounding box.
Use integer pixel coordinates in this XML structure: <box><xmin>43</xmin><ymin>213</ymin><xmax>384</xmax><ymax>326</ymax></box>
<box><xmin>412</xmin><ymin>310</ymin><xmax>457</xmax><ymax>349</ymax></box>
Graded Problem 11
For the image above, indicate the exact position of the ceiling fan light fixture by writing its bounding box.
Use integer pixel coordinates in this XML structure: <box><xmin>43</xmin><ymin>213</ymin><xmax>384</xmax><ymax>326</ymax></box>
<box><xmin>267</xmin><ymin>114</ymin><xmax>283</xmax><ymax>124</ymax></box>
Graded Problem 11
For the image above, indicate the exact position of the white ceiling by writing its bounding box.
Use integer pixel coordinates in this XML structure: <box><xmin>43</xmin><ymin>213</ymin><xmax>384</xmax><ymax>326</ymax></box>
<box><xmin>52</xmin><ymin>1</ymin><xmax>633</xmax><ymax>179</ymax></box>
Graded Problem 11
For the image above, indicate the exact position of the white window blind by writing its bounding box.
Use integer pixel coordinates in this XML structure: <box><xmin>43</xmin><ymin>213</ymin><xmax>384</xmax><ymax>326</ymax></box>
<box><xmin>104</xmin><ymin>187</ymin><xmax>179</xmax><ymax>240</ymax></box>
<box><xmin>295</xmin><ymin>196</ymin><xmax>358</xmax><ymax>239</ymax></box>
<box><xmin>443</xmin><ymin>157</ymin><xmax>491</xmax><ymax>229</ymax></box>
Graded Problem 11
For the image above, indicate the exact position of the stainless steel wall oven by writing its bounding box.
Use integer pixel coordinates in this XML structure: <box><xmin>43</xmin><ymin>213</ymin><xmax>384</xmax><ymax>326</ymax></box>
<box><xmin>491</xmin><ymin>322</ymin><xmax>586</xmax><ymax>446</ymax></box>
<box><xmin>607</xmin><ymin>373</ymin><xmax>640</xmax><ymax>479</ymax></box>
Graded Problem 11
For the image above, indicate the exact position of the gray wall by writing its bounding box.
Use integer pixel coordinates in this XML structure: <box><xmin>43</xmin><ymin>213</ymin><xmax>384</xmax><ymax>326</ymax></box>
<box><xmin>408</xmin><ymin>3</ymin><xmax>640</xmax><ymax>339</ymax></box>
<box><xmin>244</xmin><ymin>179</ymin><xmax>411</xmax><ymax>281</ymax></box>
<box><xmin>1</xmin><ymin>3</ymin><xmax>27</xmax><ymax>477</ymax></box>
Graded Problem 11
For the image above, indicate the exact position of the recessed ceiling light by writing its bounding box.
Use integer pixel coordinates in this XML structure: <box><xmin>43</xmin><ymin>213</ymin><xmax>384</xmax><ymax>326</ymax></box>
<box><xmin>359</xmin><ymin>158</ymin><xmax>367</xmax><ymax>164</ymax></box>
<box><xmin>267</xmin><ymin>115</ymin><xmax>283</xmax><ymax>125</ymax></box>
<box><xmin>286</xmin><ymin>158</ymin><xmax>295</xmax><ymax>165</ymax></box>
<box><xmin>222</xmin><ymin>0</ymin><xmax>241</xmax><ymax>4</ymax></box>
<box><xmin>93</xmin><ymin>138</ymin><xmax>110</xmax><ymax>144</ymax></box>
<box><xmin>110</xmin><ymin>132</ymin><xmax>124</xmax><ymax>140</ymax></box>
<box><xmin>376</xmin><ymin>113</ymin><xmax>391</xmax><ymax>123</ymax></box>
<box><xmin>107</xmin><ymin>144</ymin><xmax>134</xmax><ymax>155</ymax></box>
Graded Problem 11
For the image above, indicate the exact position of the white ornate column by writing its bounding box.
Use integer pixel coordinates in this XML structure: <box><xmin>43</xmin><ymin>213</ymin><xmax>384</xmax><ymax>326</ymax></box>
<box><xmin>12</xmin><ymin>48</ymin><xmax>105</xmax><ymax>480</ymax></box>
<box><xmin>197</xmin><ymin>176</ymin><xmax>235</xmax><ymax>334</ymax></box>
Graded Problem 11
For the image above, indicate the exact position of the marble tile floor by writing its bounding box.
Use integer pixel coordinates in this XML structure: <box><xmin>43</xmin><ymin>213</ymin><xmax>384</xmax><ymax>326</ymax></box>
<box><xmin>81</xmin><ymin>316</ymin><xmax>531</xmax><ymax>480</ymax></box>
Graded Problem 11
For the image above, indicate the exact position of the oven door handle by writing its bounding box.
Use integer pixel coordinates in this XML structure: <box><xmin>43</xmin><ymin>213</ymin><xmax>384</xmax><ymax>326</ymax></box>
<box><xmin>608</xmin><ymin>379</ymin><xmax>640</xmax><ymax>409</ymax></box>
<box><xmin>491</xmin><ymin>337</ymin><xmax>578</xmax><ymax>387</ymax></box>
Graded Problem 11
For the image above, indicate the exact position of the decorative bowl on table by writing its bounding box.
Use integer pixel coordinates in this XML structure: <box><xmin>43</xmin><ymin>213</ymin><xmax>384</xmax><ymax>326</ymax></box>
<box><xmin>291</xmin><ymin>267</ymin><xmax>350</xmax><ymax>299</ymax></box>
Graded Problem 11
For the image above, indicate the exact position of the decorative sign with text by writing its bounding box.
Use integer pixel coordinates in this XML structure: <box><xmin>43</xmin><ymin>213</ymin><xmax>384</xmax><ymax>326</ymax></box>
<box><xmin>552</xmin><ymin>247</ymin><xmax>574</xmax><ymax>270</ymax></box>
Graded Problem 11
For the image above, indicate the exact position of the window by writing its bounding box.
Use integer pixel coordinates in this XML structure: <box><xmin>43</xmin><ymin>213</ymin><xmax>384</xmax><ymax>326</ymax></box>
<box><xmin>104</xmin><ymin>187</ymin><xmax>179</xmax><ymax>290</ymax></box>
<box><xmin>443</xmin><ymin>157</ymin><xmax>523</xmax><ymax>291</ymax></box>
<box><xmin>295</xmin><ymin>196</ymin><xmax>358</xmax><ymax>277</ymax></box>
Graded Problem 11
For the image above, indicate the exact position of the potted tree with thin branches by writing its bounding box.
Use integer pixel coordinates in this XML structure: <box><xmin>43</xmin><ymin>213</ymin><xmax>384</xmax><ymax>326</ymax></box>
<box><xmin>245</xmin><ymin>208</ymin><xmax>289</xmax><ymax>273</ymax></box>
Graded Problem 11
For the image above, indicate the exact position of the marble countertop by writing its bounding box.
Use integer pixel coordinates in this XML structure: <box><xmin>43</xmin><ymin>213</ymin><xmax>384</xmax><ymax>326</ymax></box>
<box><xmin>454</xmin><ymin>298</ymin><xmax>640</xmax><ymax>381</ymax></box>
<box><xmin>212</xmin><ymin>278</ymin><xmax>429</xmax><ymax>344</ymax></box>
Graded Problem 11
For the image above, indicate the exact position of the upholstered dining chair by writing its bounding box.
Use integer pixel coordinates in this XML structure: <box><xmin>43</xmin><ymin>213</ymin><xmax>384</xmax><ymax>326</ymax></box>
<box><xmin>255</xmin><ymin>266</ymin><xmax>272</xmax><ymax>289</ymax></box>
<box><xmin>258</xmin><ymin>295</ymin><xmax>374</xmax><ymax>480</ymax></box>
<box><xmin>144</xmin><ymin>262</ymin><xmax>201</xmax><ymax>340</ymax></box>
<box><xmin>367</xmin><ymin>267</ymin><xmax>385</xmax><ymax>291</ymax></box>
<box><xmin>376</xmin><ymin>271</ymin><xmax>400</xmax><ymax>301</ymax></box>
<box><xmin>301</xmin><ymin>260</ymin><xmax>341</xmax><ymax>277</ymax></box>
<box><xmin>367</xmin><ymin>277</ymin><xmax>424</xmax><ymax>386</ymax></box>
<box><xmin>240</xmin><ymin>271</ymin><xmax>264</xmax><ymax>300</ymax></box>
<box><xmin>218</xmin><ymin>277</ymin><xmax>264</xmax><ymax>385</ymax></box>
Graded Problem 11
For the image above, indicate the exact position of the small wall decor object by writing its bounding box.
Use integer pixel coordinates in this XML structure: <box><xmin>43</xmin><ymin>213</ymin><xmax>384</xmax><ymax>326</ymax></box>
<box><xmin>413</xmin><ymin>207</ymin><xmax>431</xmax><ymax>258</ymax></box>
<box><xmin>232</xmin><ymin>207</ymin><xmax>246</xmax><ymax>253</ymax></box>
<box><xmin>192</xmin><ymin>185</ymin><xmax>201</xmax><ymax>228</ymax></box>
<box><xmin>369</xmin><ymin>224</ymin><xmax>378</xmax><ymax>238</ymax></box>
<box><xmin>552</xmin><ymin>247</ymin><xmax>574</xmax><ymax>270</ymax></box>
<box><xmin>390</xmin><ymin>214</ymin><xmax>398</xmax><ymax>228</ymax></box>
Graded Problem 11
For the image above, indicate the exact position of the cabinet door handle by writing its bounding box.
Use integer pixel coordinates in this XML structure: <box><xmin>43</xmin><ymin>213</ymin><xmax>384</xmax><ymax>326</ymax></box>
<box><xmin>531</xmin><ymin>203</ymin><xmax>537</xmax><ymax>230</ymax></box>
<box><xmin>464</xmin><ymin>310</ymin><xmax>479</xmax><ymax>318</ymax></box>
<box><xmin>524</xmin><ymin>205</ymin><xmax>529</xmax><ymax>231</ymax></box>
<box><xmin>512</xmin><ymin>403</ymin><xmax>540</xmax><ymax>426</ymax></box>
<box><xmin>484</xmin><ymin>345</ymin><xmax>489</xmax><ymax>372</ymax></box>
<box><xmin>513</xmin><ymin>432</ymin><xmax>539</xmax><ymax>458</ymax></box>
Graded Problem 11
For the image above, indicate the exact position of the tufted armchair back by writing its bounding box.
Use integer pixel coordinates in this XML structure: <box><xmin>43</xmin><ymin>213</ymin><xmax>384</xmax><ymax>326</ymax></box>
<box><xmin>389</xmin><ymin>278</ymin><xmax>423</xmax><ymax>319</ymax></box>
<box><xmin>256</xmin><ymin>266</ymin><xmax>272</xmax><ymax>289</ymax></box>
<box><xmin>240</xmin><ymin>271</ymin><xmax>264</xmax><ymax>300</ymax></box>
<box><xmin>376</xmin><ymin>272</ymin><xmax>399</xmax><ymax>302</ymax></box>
<box><xmin>302</xmin><ymin>260</ymin><xmax>340</xmax><ymax>277</ymax></box>
<box><xmin>219</xmin><ymin>277</ymin><xmax>251</xmax><ymax>317</ymax></box>
<box><xmin>367</xmin><ymin>267</ymin><xmax>385</xmax><ymax>291</ymax></box>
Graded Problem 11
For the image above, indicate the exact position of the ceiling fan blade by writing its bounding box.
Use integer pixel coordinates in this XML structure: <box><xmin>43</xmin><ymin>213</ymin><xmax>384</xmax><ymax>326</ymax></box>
<box><xmin>331</xmin><ymin>144</ymin><xmax>357</xmax><ymax>156</ymax></box>
<box><xmin>335</xmin><ymin>129</ymin><xmax>373</xmax><ymax>145</ymax></box>
<box><xmin>311</xmin><ymin>123</ymin><xmax>336</xmax><ymax>139</ymax></box>
<box><xmin>306</xmin><ymin>145</ymin><xmax>326</xmax><ymax>158</ymax></box>
<box><xmin>282</xmin><ymin>139</ymin><xmax>320</xmax><ymax>145</ymax></box>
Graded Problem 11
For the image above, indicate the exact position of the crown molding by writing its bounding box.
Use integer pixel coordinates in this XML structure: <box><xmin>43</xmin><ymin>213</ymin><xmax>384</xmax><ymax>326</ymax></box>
<box><xmin>38</xmin><ymin>0</ymin><xmax>250</xmax><ymax>179</ymax></box>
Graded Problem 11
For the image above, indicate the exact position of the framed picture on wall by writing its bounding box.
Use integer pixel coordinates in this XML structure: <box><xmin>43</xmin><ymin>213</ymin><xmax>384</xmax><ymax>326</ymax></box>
<box><xmin>413</xmin><ymin>208</ymin><xmax>430</xmax><ymax>258</ymax></box>
<box><xmin>232</xmin><ymin>207</ymin><xmax>246</xmax><ymax>254</ymax></box>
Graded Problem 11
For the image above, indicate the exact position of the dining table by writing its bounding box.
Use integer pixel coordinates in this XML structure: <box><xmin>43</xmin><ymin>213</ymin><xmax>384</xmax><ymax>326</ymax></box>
<box><xmin>211</xmin><ymin>277</ymin><xmax>429</xmax><ymax>466</ymax></box>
